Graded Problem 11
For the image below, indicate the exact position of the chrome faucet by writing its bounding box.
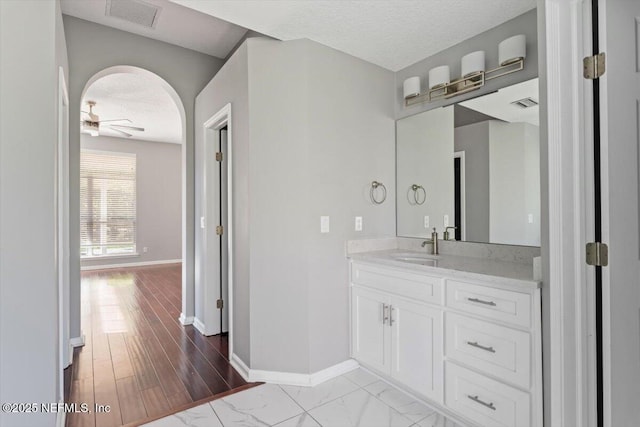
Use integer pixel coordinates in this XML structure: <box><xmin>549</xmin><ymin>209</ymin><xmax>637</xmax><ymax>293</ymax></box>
<box><xmin>444</xmin><ymin>226</ymin><xmax>457</xmax><ymax>241</ymax></box>
<box><xmin>421</xmin><ymin>227</ymin><xmax>439</xmax><ymax>255</ymax></box>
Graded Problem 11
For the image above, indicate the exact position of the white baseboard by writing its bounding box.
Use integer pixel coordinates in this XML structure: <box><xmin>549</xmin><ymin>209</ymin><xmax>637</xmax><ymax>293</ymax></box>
<box><xmin>229</xmin><ymin>355</ymin><xmax>359</xmax><ymax>387</ymax></box>
<box><xmin>81</xmin><ymin>259</ymin><xmax>182</xmax><ymax>271</ymax></box>
<box><xmin>56</xmin><ymin>403</ymin><xmax>66</xmax><ymax>427</ymax></box>
<box><xmin>193</xmin><ymin>317</ymin><xmax>207</xmax><ymax>335</ymax></box>
<box><xmin>179</xmin><ymin>313</ymin><xmax>194</xmax><ymax>326</ymax></box>
<box><xmin>70</xmin><ymin>334</ymin><xmax>85</xmax><ymax>348</ymax></box>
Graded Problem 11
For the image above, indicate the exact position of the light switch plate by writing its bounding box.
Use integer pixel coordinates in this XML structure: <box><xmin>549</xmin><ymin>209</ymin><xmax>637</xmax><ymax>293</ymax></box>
<box><xmin>424</xmin><ymin>215</ymin><xmax>430</xmax><ymax>228</ymax></box>
<box><xmin>200</xmin><ymin>216</ymin><xmax>206</xmax><ymax>229</ymax></box>
<box><xmin>355</xmin><ymin>216</ymin><xmax>363</xmax><ymax>231</ymax></box>
<box><xmin>320</xmin><ymin>216</ymin><xmax>330</xmax><ymax>233</ymax></box>
<box><xmin>443</xmin><ymin>214</ymin><xmax>449</xmax><ymax>227</ymax></box>
<box><xmin>528</xmin><ymin>214</ymin><xmax>534</xmax><ymax>224</ymax></box>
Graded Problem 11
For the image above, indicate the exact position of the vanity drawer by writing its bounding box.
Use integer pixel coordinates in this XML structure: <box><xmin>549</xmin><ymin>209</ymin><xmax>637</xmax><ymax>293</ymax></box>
<box><xmin>445</xmin><ymin>312</ymin><xmax>530</xmax><ymax>388</ymax></box>
<box><xmin>446</xmin><ymin>280</ymin><xmax>531</xmax><ymax>328</ymax></box>
<box><xmin>445</xmin><ymin>362</ymin><xmax>530</xmax><ymax>427</ymax></box>
<box><xmin>351</xmin><ymin>262</ymin><xmax>443</xmax><ymax>305</ymax></box>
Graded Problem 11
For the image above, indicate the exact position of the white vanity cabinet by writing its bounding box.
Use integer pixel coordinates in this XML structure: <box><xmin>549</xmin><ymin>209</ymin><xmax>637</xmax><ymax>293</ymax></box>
<box><xmin>350</xmin><ymin>262</ymin><xmax>444</xmax><ymax>403</ymax></box>
<box><xmin>349</xmin><ymin>259</ymin><xmax>542</xmax><ymax>427</ymax></box>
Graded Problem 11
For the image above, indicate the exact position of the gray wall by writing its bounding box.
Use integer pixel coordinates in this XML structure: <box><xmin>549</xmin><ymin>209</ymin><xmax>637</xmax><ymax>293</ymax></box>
<box><xmin>0</xmin><ymin>1</ymin><xmax>67</xmax><ymax>425</ymax></box>
<box><xmin>395</xmin><ymin>8</ymin><xmax>538</xmax><ymax>120</ymax></box>
<box><xmin>195</xmin><ymin>37</ymin><xmax>395</xmax><ymax>373</ymax></box>
<box><xmin>455</xmin><ymin>122</ymin><xmax>490</xmax><ymax>242</ymax></box>
<box><xmin>63</xmin><ymin>15</ymin><xmax>224</xmax><ymax>339</ymax></box>
<box><xmin>397</xmin><ymin>107</ymin><xmax>455</xmax><ymax>238</ymax></box>
<box><xmin>80</xmin><ymin>135</ymin><xmax>181</xmax><ymax>268</ymax></box>
<box><xmin>195</xmin><ymin>43</ymin><xmax>251</xmax><ymax>364</ymax></box>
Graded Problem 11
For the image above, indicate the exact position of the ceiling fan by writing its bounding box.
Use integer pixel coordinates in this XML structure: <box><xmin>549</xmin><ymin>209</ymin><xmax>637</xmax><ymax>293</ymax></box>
<box><xmin>81</xmin><ymin>101</ymin><xmax>145</xmax><ymax>137</ymax></box>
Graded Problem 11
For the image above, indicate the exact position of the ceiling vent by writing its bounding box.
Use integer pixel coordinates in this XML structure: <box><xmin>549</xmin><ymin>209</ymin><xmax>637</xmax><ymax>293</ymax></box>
<box><xmin>510</xmin><ymin>97</ymin><xmax>539</xmax><ymax>109</ymax></box>
<box><xmin>105</xmin><ymin>0</ymin><xmax>161</xmax><ymax>29</ymax></box>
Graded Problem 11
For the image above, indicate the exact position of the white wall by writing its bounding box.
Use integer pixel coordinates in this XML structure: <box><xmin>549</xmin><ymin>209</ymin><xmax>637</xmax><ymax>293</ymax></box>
<box><xmin>195</xmin><ymin>37</ymin><xmax>395</xmax><ymax>374</ymax></box>
<box><xmin>0</xmin><ymin>1</ymin><xmax>67</xmax><ymax>425</ymax></box>
<box><xmin>80</xmin><ymin>135</ymin><xmax>181</xmax><ymax>268</ymax></box>
<box><xmin>397</xmin><ymin>107</ymin><xmax>455</xmax><ymax>238</ymax></box>
<box><xmin>489</xmin><ymin>122</ymin><xmax>540</xmax><ymax>246</ymax></box>
<box><xmin>63</xmin><ymin>15</ymin><xmax>224</xmax><ymax>339</ymax></box>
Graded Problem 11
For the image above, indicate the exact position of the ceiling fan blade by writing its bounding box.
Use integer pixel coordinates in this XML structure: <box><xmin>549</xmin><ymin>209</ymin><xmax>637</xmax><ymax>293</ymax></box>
<box><xmin>108</xmin><ymin>124</ymin><xmax>145</xmax><ymax>132</ymax></box>
<box><xmin>98</xmin><ymin>118</ymin><xmax>132</xmax><ymax>124</ymax></box>
<box><xmin>106</xmin><ymin>127</ymin><xmax>132</xmax><ymax>137</ymax></box>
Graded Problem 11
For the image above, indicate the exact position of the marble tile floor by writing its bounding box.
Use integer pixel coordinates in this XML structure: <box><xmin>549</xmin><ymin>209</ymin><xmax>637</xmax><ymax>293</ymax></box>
<box><xmin>142</xmin><ymin>368</ymin><xmax>466</xmax><ymax>427</ymax></box>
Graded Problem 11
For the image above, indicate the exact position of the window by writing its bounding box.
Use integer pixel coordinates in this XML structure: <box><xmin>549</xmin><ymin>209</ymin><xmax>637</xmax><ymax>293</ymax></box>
<box><xmin>80</xmin><ymin>150</ymin><xmax>136</xmax><ymax>258</ymax></box>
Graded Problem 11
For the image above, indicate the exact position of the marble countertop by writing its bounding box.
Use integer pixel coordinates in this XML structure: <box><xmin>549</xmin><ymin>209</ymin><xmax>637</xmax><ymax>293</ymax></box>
<box><xmin>349</xmin><ymin>249</ymin><xmax>541</xmax><ymax>290</ymax></box>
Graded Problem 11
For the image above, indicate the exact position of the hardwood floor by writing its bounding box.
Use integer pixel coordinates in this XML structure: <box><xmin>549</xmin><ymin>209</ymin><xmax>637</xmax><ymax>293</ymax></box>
<box><xmin>66</xmin><ymin>264</ymin><xmax>253</xmax><ymax>427</ymax></box>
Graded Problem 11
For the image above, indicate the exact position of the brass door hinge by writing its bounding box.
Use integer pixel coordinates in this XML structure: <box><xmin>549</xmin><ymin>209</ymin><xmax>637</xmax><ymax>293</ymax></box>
<box><xmin>586</xmin><ymin>242</ymin><xmax>608</xmax><ymax>266</ymax></box>
<box><xmin>583</xmin><ymin>53</ymin><xmax>606</xmax><ymax>79</ymax></box>
<box><xmin>215</xmin><ymin>152</ymin><xmax>223</xmax><ymax>162</ymax></box>
<box><xmin>216</xmin><ymin>299</ymin><xmax>224</xmax><ymax>309</ymax></box>
<box><xmin>215</xmin><ymin>225</ymin><xmax>224</xmax><ymax>235</ymax></box>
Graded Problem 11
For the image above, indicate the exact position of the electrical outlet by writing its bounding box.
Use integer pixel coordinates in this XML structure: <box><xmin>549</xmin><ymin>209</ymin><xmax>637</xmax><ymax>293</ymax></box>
<box><xmin>320</xmin><ymin>216</ymin><xmax>330</xmax><ymax>233</ymax></box>
<box><xmin>143</xmin><ymin>247</ymin><xmax>148</xmax><ymax>253</ymax></box>
<box><xmin>355</xmin><ymin>216</ymin><xmax>363</xmax><ymax>231</ymax></box>
<box><xmin>424</xmin><ymin>215</ymin><xmax>430</xmax><ymax>228</ymax></box>
<box><xmin>443</xmin><ymin>215</ymin><xmax>449</xmax><ymax>227</ymax></box>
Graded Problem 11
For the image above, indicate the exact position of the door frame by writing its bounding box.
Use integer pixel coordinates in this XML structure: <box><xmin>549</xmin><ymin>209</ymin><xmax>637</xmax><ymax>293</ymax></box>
<box><xmin>542</xmin><ymin>0</ymin><xmax>598</xmax><ymax>426</ymax></box>
<box><xmin>199</xmin><ymin>103</ymin><xmax>234</xmax><ymax>354</ymax></box>
<box><xmin>453</xmin><ymin>151</ymin><xmax>466</xmax><ymax>241</ymax></box>
<box><xmin>57</xmin><ymin>67</ymin><xmax>71</xmax><ymax>388</ymax></box>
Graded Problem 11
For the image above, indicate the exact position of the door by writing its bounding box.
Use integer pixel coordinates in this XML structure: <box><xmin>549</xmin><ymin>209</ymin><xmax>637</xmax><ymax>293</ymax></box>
<box><xmin>600</xmin><ymin>0</ymin><xmax>640</xmax><ymax>424</ymax></box>
<box><xmin>218</xmin><ymin>127</ymin><xmax>229</xmax><ymax>334</ymax></box>
<box><xmin>390</xmin><ymin>298</ymin><xmax>443</xmax><ymax>403</ymax></box>
<box><xmin>351</xmin><ymin>286</ymin><xmax>390</xmax><ymax>374</ymax></box>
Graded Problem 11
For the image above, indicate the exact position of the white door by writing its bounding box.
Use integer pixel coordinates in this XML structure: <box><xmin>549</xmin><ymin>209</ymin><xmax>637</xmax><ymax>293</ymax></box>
<box><xmin>351</xmin><ymin>286</ymin><xmax>390</xmax><ymax>374</ymax></box>
<box><xmin>601</xmin><ymin>0</ymin><xmax>640</xmax><ymax>424</ymax></box>
<box><xmin>390</xmin><ymin>298</ymin><xmax>443</xmax><ymax>403</ymax></box>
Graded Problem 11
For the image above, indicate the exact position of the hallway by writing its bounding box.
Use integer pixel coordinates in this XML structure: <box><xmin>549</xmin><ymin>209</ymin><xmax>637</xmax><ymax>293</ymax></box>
<box><xmin>66</xmin><ymin>264</ymin><xmax>255</xmax><ymax>427</ymax></box>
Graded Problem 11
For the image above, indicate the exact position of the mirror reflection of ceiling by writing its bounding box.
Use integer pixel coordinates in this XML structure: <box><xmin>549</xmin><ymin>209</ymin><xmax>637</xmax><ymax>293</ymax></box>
<box><xmin>82</xmin><ymin>72</ymin><xmax>182</xmax><ymax>144</ymax></box>
<box><xmin>459</xmin><ymin>78</ymin><xmax>539</xmax><ymax>126</ymax></box>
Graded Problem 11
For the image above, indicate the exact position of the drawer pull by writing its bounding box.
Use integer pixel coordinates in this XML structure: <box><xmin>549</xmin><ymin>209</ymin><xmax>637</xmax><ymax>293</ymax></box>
<box><xmin>467</xmin><ymin>394</ymin><xmax>496</xmax><ymax>411</ymax></box>
<box><xmin>467</xmin><ymin>341</ymin><xmax>496</xmax><ymax>353</ymax></box>
<box><xmin>467</xmin><ymin>297</ymin><xmax>497</xmax><ymax>306</ymax></box>
<box><xmin>389</xmin><ymin>305</ymin><xmax>395</xmax><ymax>326</ymax></box>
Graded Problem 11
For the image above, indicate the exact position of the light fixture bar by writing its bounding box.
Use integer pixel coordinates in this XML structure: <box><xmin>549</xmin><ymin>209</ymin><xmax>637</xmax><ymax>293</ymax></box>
<box><xmin>404</xmin><ymin>58</ymin><xmax>524</xmax><ymax>107</ymax></box>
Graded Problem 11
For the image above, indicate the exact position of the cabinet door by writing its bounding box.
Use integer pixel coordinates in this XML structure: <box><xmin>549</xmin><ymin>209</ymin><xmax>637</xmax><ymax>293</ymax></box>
<box><xmin>390</xmin><ymin>298</ymin><xmax>443</xmax><ymax>403</ymax></box>
<box><xmin>351</xmin><ymin>286</ymin><xmax>390</xmax><ymax>374</ymax></box>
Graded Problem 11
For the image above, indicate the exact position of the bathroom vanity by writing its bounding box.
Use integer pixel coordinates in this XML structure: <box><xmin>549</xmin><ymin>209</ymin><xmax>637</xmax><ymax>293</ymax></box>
<box><xmin>348</xmin><ymin>250</ymin><xmax>541</xmax><ymax>427</ymax></box>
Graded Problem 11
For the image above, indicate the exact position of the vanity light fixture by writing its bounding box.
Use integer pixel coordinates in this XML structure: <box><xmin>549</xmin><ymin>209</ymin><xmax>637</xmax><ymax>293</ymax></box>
<box><xmin>403</xmin><ymin>76</ymin><xmax>421</xmax><ymax>99</ymax></box>
<box><xmin>405</xmin><ymin>35</ymin><xmax>526</xmax><ymax>107</ymax></box>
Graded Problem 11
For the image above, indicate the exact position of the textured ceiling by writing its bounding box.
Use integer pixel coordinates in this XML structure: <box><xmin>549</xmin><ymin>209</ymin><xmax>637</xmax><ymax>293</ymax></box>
<box><xmin>82</xmin><ymin>72</ymin><xmax>182</xmax><ymax>144</ymax></box>
<box><xmin>170</xmin><ymin>0</ymin><xmax>536</xmax><ymax>71</ymax></box>
<box><xmin>61</xmin><ymin>0</ymin><xmax>248</xmax><ymax>59</ymax></box>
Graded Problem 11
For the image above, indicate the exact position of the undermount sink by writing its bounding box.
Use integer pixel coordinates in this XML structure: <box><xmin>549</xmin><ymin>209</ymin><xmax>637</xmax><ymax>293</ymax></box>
<box><xmin>390</xmin><ymin>252</ymin><xmax>439</xmax><ymax>265</ymax></box>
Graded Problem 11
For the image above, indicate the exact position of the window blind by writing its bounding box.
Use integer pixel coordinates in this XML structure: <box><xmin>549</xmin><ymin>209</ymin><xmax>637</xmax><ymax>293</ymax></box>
<box><xmin>80</xmin><ymin>150</ymin><xmax>136</xmax><ymax>258</ymax></box>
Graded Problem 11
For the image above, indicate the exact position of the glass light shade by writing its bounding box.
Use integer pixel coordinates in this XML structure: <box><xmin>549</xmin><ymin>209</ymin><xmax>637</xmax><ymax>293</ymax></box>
<box><xmin>428</xmin><ymin>65</ymin><xmax>450</xmax><ymax>89</ymax></box>
<box><xmin>403</xmin><ymin>76</ymin><xmax>421</xmax><ymax>99</ymax></box>
<box><xmin>498</xmin><ymin>34</ymin><xmax>526</xmax><ymax>66</ymax></box>
<box><xmin>461</xmin><ymin>51</ymin><xmax>485</xmax><ymax>77</ymax></box>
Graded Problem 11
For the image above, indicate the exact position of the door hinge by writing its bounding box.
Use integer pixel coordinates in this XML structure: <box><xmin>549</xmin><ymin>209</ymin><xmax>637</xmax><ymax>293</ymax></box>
<box><xmin>215</xmin><ymin>225</ymin><xmax>224</xmax><ymax>235</ymax></box>
<box><xmin>586</xmin><ymin>242</ymin><xmax>609</xmax><ymax>266</ymax></box>
<box><xmin>583</xmin><ymin>53</ymin><xmax>606</xmax><ymax>79</ymax></box>
<box><xmin>216</xmin><ymin>299</ymin><xmax>224</xmax><ymax>309</ymax></box>
<box><xmin>215</xmin><ymin>152</ymin><xmax>223</xmax><ymax>162</ymax></box>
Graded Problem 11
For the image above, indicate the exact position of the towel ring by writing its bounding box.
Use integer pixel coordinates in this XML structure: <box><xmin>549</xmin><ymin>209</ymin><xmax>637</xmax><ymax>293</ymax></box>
<box><xmin>411</xmin><ymin>184</ymin><xmax>426</xmax><ymax>205</ymax></box>
<box><xmin>370</xmin><ymin>181</ymin><xmax>387</xmax><ymax>204</ymax></box>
